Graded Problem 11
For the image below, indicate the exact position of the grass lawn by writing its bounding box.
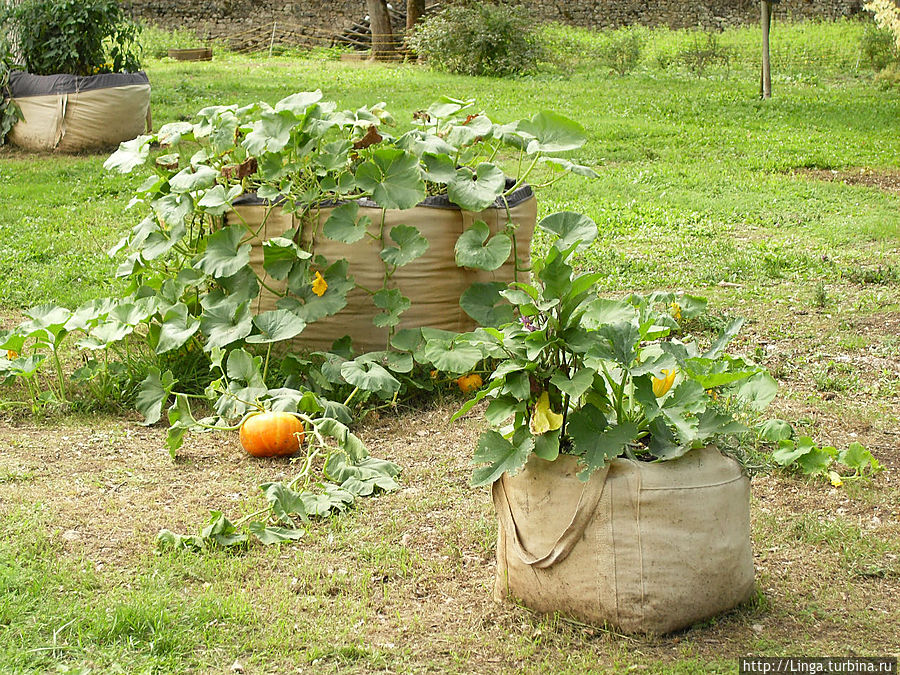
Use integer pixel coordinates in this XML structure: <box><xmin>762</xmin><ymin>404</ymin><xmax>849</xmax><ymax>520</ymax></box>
<box><xmin>0</xmin><ymin>21</ymin><xmax>898</xmax><ymax>674</ymax></box>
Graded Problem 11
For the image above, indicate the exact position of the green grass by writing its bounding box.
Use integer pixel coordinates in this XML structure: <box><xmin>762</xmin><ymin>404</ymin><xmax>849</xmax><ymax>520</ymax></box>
<box><xmin>1</xmin><ymin>21</ymin><xmax>897</xmax><ymax>308</ymax></box>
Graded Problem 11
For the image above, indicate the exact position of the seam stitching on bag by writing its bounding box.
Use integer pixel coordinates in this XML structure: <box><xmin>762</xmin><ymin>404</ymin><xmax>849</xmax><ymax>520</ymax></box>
<box><xmin>639</xmin><ymin>475</ymin><xmax>745</xmax><ymax>491</ymax></box>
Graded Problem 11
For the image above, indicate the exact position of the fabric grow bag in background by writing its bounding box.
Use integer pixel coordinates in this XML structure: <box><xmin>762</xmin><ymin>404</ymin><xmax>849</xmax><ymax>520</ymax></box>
<box><xmin>493</xmin><ymin>447</ymin><xmax>755</xmax><ymax>635</ymax></box>
<box><xmin>8</xmin><ymin>71</ymin><xmax>151</xmax><ymax>152</ymax></box>
<box><xmin>231</xmin><ymin>182</ymin><xmax>536</xmax><ymax>353</ymax></box>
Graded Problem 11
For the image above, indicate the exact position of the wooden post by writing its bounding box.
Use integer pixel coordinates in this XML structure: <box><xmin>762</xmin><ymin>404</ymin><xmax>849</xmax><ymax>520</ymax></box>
<box><xmin>760</xmin><ymin>0</ymin><xmax>772</xmax><ymax>99</ymax></box>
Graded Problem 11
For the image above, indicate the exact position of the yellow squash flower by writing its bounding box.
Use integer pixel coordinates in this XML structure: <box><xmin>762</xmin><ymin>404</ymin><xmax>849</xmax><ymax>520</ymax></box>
<box><xmin>6</xmin><ymin>350</ymin><xmax>18</xmax><ymax>359</ymax></box>
<box><xmin>669</xmin><ymin>301</ymin><xmax>682</xmax><ymax>321</ymax></box>
<box><xmin>828</xmin><ymin>470</ymin><xmax>843</xmax><ymax>487</ymax></box>
<box><xmin>530</xmin><ymin>391</ymin><xmax>563</xmax><ymax>435</ymax></box>
<box><xmin>652</xmin><ymin>369</ymin><xmax>676</xmax><ymax>397</ymax></box>
<box><xmin>312</xmin><ymin>271</ymin><xmax>328</xmax><ymax>297</ymax></box>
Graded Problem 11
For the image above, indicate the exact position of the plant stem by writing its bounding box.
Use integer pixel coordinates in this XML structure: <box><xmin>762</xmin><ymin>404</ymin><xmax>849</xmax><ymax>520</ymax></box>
<box><xmin>262</xmin><ymin>343</ymin><xmax>272</xmax><ymax>383</ymax></box>
<box><xmin>52</xmin><ymin>348</ymin><xmax>67</xmax><ymax>403</ymax></box>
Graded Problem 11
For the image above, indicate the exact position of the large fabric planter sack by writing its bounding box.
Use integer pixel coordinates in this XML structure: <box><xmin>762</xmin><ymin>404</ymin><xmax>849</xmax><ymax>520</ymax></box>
<box><xmin>231</xmin><ymin>182</ymin><xmax>536</xmax><ymax>353</ymax></box>
<box><xmin>492</xmin><ymin>446</ymin><xmax>755</xmax><ymax>635</ymax></box>
<box><xmin>8</xmin><ymin>71</ymin><xmax>151</xmax><ymax>152</ymax></box>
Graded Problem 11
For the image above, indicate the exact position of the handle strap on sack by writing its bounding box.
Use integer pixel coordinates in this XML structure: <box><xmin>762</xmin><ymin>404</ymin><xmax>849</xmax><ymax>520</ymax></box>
<box><xmin>492</xmin><ymin>463</ymin><xmax>611</xmax><ymax>569</ymax></box>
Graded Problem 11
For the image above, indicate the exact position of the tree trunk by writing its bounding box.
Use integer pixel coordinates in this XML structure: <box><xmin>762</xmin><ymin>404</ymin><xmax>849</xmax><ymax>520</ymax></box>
<box><xmin>406</xmin><ymin>0</ymin><xmax>426</xmax><ymax>32</ymax></box>
<box><xmin>367</xmin><ymin>0</ymin><xmax>396</xmax><ymax>61</ymax></box>
<box><xmin>760</xmin><ymin>0</ymin><xmax>772</xmax><ymax>99</ymax></box>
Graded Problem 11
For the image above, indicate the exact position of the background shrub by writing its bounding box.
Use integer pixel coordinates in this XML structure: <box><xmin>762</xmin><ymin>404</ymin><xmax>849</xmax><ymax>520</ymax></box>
<box><xmin>597</xmin><ymin>28</ymin><xmax>644</xmax><ymax>75</ymax></box>
<box><xmin>678</xmin><ymin>31</ymin><xmax>732</xmax><ymax>77</ymax></box>
<box><xmin>860</xmin><ymin>23</ymin><xmax>899</xmax><ymax>69</ymax></box>
<box><xmin>2</xmin><ymin>0</ymin><xmax>141</xmax><ymax>76</ymax></box>
<box><xmin>408</xmin><ymin>2</ymin><xmax>543</xmax><ymax>77</ymax></box>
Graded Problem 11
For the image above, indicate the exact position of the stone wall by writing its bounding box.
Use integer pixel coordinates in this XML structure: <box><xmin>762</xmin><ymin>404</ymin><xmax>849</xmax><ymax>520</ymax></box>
<box><xmin>535</xmin><ymin>0</ymin><xmax>864</xmax><ymax>30</ymax></box>
<box><xmin>123</xmin><ymin>0</ymin><xmax>866</xmax><ymax>47</ymax></box>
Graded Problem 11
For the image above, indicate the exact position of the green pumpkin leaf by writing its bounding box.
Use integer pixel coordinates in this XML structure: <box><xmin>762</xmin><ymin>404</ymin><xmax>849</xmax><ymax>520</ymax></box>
<box><xmin>357</xmin><ymin>350</ymin><xmax>414</xmax><ymax>374</ymax></box>
<box><xmin>151</xmin><ymin>193</ymin><xmax>193</xmax><ymax>228</ymax></box>
<box><xmin>421</xmin><ymin>152</ymin><xmax>456</xmax><ymax>183</ymax></box>
<box><xmin>273</xmin><ymin>90</ymin><xmax>323</xmax><ymax>115</ymax></box>
<box><xmin>225</xmin><ymin>349</ymin><xmax>265</xmax><ymax>386</ymax></box>
<box><xmin>471</xmin><ymin>428</ymin><xmax>534</xmax><ymax>488</ymax></box>
<box><xmin>247</xmin><ymin>309</ymin><xmax>307</xmax><ymax>344</ymax></box>
<box><xmin>202</xmin><ymin>511</ymin><xmax>248</xmax><ymax>547</ymax></box>
<box><xmin>460</xmin><ymin>282</ymin><xmax>515</xmax><ymax>328</ymax></box>
<box><xmin>426</xmin><ymin>96</ymin><xmax>474</xmax><ymax>119</ymax></box>
<box><xmin>195</xmin><ymin>225</ymin><xmax>252</xmax><ymax>279</ymax></box>
<box><xmin>242</xmin><ymin>110</ymin><xmax>300</xmax><ymax>155</ymax></box>
<box><xmin>390</xmin><ymin>328</ymin><xmax>424</xmax><ymax>353</ymax></box>
<box><xmin>485</xmin><ymin>396</ymin><xmax>520</xmax><ymax>426</ymax></box>
<box><xmin>355</xmin><ymin>148</ymin><xmax>426</xmax><ymax>210</ymax></box>
<box><xmin>538</xmin><ymin>211</ymin><xmax>598</xmax><ymax>252</ymax></box>
<box><xmin>135</xmin><ymin>367</ymin><xmax>176</xmax><ymax>425</ymax></box>
<box><xmin>570</xmin><ymin>415</ymin><xmax>639</xmax><ymax>480</ymax></box>
<box><xmin>590</xmin><ymin>322</ymin><xmax>641</xmax><ymax>367</ymax></box>
<box><xmin>200</xmin><ymin>299</ymin><xmax>253</xmax><ymax>350</ymax></box>
<box><xmin>772</xmin><ymin>437</ymin><xmax>816</xmax><ymax>467</ymax></box>
<box><xmin>838</xmin><ymin>442</ymin><xmax>880</xmax><ymax>473</ymax></box>
<box><xmin>693</xmin><ymin>409</ymin><xmax>748</xmax><ymax>441</ymax></box>
<box><xmin>447</xmin><ymin>163</ymin><xmax>506</xmax><ymax>211</ymax></box>
<box><xmin>340</xmin><ymin>359</ymin><xmax>401</xmax><ymax>396</ymax></box>
<box><xmin>758</xmin><ymin>419</ymin><xmax>793</xmax><ymax>443</ymax></box>
<box><xmin>77</xmin><ymin>320</ymin><xmax>133</xmax><ymax>350</ymax></box>
<box><xmin>154</xmin><ymin>303</ymin><xmax>200</xmax><ymax>354</ymax></box>
<box><xmin>540</xmin><ymin>157</ymin><xmax>600</xmax><ymax>178</ymax></box>
<box><xmin>281</xmin><ymin>259</ymin><xmax>354</xmax><ymax>322</ymax></box>
<box><xmin>381</xmin><ymin>225</ymin><xmax>429</xmax><ymax>268</ymax></box>
<box><xmin>262</xmin><ymin>236</ymin><xmax>312</xmax><ymax>281</ymax></box>
<box><xmin>373</xmin><ymin>288</ymin><xmax>411</xmax><ymax>328</ymax></box>
<box><xmin>197</xmin><ymin>184</ymin><xmax>243</xmax><ymax>215</ymax></box>
<box><xmin>517</xmin><ymin>111</ymin><xmax>587</xmax><ymax>153</ymax></box>
<box><xmin>455</xmin><ymin>221</ymin><xmax>512</xmax><ymax>271</ymax></box>
<box><xmin>325</xmin><ymin>453</ymin><xmax>401</xmax><ymax>486</ymax></box>
<box><xmin>104</xmin><ymin>134</ymin><xmax>153</xmax><ymax>173</ymax></box>
<box><xmin>156</xmin><ymin>529</ymin><xmax>204</xmax><ymax>551</ymax></box>
<box><xmin>703</xmin><ymin>317</ymin><xmax>745</xmax><ymax>359</ymax></box>
<box><xmin>732</xmin><ymin>372</ymin><xmax>778</xmax><ymax>410</ymax></box>
<box><xmin>322</xmin><ymin>202</ymin><xmax>371</xmax><ymax>244</ymax></box>
<box><xmin>533</xmin><ymin>428</ymin><xmax>561</xmax><ymax>461</ymax></box>
<box><xmin>260</xmin><ymin>482</ymin><xmax>308</xmax><ymax>525</ymax></box>
<box><xmin>796</xmin><ymin>447</ymin><xmax>835</xmax><ymax>475</ymax></box>
<box><xmin>169</xmin><ymin>165</ymin><xmax>218</xmax><ymax>193</ymax></box>
<box><xmin>248</xmin><ymin>522</ymin><xmax>306</xmax><ymax>545</ymax></box>
<box><xmin>421</xmin><ymin>339</ymin><xmax>482</xmax><ymax>374</ymax></box>
<box><xmin>316</xmin><ymin>418</ymin><xmax>368</xmax><ymax>461</ymax></box>
<box><xmin>549</xmin><ymin>368</ymin><xmax>594</xmax><ymax>400</ymax></box>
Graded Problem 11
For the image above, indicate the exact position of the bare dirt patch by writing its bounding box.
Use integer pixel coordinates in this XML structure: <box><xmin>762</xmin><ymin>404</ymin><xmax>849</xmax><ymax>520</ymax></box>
<box><xmin>1</xmin><ymin>397</ymin><xmax>898</xmax><ymax>672</ymax></box>
<box><xmin>795</xmin><ymin>167</ymin><xmax>900</xmax><ymax>195</ymax></box>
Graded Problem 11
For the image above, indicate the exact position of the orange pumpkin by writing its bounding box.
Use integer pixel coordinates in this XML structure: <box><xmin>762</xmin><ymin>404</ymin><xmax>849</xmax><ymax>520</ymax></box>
<box><xmin>456</xmin><ymin>373</ymin><xmax>483</xmax><ymax>393</ymax></box>
<box><xmin>239</xmin><ymin>412</ymin><xmax>305</xmax><ymax>458</ymax></box>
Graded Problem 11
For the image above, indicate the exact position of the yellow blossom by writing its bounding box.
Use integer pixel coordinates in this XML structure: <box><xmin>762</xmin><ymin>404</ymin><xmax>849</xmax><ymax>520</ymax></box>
<box><xmin>312</xmin><ymin>271</ymin><xmax>328</xmax><ymax>297</ymax></box>
<box><xmin>530</xmin><ymin>391</ymin><xmax>563</xmax><ymax>435</ymax></box>
<box><xmin>652</xmin><ymin>369</ymin><xmax>676</xmax><ymax>397</ymax></box>
<box><xmin>669</xmin><ymin>302</ymin><xmax>682</xmax><ymax>321</ymax></box>
<box><xmin>6</xmin><ymin>350</ymin><xmax>18</xmax><ymax>359</ymax></box>
<box><xmin>828</xmin><ymin>471</ymin><xmax>843</xmax><ymax>487</ymax></box>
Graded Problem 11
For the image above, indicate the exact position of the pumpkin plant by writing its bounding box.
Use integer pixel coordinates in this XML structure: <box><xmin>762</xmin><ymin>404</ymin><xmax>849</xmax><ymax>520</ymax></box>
<box><xmin>144</xmin><ymin>346</ymin><xmax>401</xmax><ymax>550</ymax></box>
<box><xmin>427</xmin><ymin>212</ymin><xmax>878</xmax><ymax>486</ymax></box>
<box><xmin>102</xmin><ymin>92</ymin><xmax>596</xmax><ymax>368</ymax></box>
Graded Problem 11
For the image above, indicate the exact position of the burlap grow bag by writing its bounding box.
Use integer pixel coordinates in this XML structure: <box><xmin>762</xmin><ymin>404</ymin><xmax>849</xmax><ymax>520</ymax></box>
<box><xmin>231</xmin><ymin>182</ymin><xmax>536</xmax><ymax>353</ymax></box>
<box><xmin>492</xmin><ymin>446</ymin><xmax>754</xmax><ymax>635</ymax></box>
<box><xmin>8</xmin><ymin>71</ymin><xmax>151</xmax><ymax>152</ymax></box>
